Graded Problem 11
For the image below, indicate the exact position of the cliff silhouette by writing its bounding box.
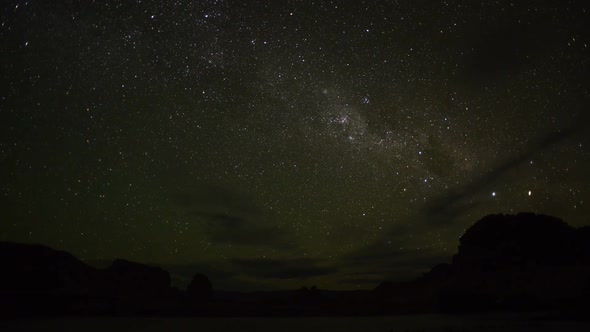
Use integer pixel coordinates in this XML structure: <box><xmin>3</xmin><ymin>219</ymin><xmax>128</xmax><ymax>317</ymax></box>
<box><xmin>2</xmin><ymin>213</ymin><xmax>590</xmax><ymax>317</ymax></box>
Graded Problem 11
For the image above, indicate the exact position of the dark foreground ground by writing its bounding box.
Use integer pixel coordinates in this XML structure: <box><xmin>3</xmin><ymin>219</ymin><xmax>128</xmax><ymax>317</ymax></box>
<box><xmin>2</xmin><ymin>314</ymin><xmax>590</xmax><ymax>332</ymax></box>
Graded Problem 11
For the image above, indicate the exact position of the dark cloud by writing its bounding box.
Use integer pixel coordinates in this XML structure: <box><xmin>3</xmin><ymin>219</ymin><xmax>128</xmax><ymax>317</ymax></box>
<box><xmin>168</xmin><ymin>184</ymin><xmax>296</xmax><ymax>249</ymax></box>
<box><xmin>338</xmin><ymin>241</ymin><xmax>450</xmax><ymax>282</ymax></box>
<box><xmin>189</xmin><ymin>210</ymin><xmax>295</xmax><ymax>249</ymax></box>
<box><xmin>188</xmin><ymin>210</ymin><xmax>243</xmax><ymax>223</ymax></box>
<box><xmin>337</xmin><ymin>277</ymin><xmax>386</xmax><ymax>286</ymax></box>
<box><xmin>230</xmin><ymin>258</ymin><xmax>338</xmax><ymax>280</ymax></box>
<box><xmin>426</xmin><ymin>121</ymin><xmax>589</xmax><ymax>224</ymax></box>
<box><xmin>340</xmin><ymin>242</ymin><xmax>408</xmax><ymax>267</ymax></box>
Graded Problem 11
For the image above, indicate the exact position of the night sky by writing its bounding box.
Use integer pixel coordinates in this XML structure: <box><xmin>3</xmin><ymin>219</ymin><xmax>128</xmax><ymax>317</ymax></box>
<box><xmin>1</xmin><ymin>0</ymin><xmax>589</xmax><ymax>291</ymax></box>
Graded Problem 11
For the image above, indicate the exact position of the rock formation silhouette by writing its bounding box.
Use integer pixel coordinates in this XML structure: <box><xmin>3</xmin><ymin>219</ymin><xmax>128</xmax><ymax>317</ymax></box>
<box><xmin>2</xmin><ymin>212</ymin><xmax>590</xmax><ymax>317</ymax></box>
<box><xmin>375</xmin><ymin>213</ymin><xmax>590</xmax><ymax>314</ymax></box>
<box><xmin>0</xmin><ymin>242</ymin><xmax>98</xmax><ymax>315</ymax></box>
<box><xmin>0</xmin><ymin>242</ymin><xmax>189</xmax><ymax>316</ymax></box>
<box><xmin>187</xmin><ymin>273</ymin><xmax>213</xmax><ymax>303</ymax></box>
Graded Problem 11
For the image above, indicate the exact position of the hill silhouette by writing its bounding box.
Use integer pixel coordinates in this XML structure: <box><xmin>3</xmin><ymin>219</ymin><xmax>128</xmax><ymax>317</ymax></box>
<box><xmin>0</xmin><ymin>242</ymin><xmax>199</xmax><ymax>316</ymax></box>
<box><xmin>375</xmin><ymin>213</ymin><xmax>590</xmax><ymax>314</ymax></box>
<box><xmin>2</xmin><ymin>212</ymin><xmax>590</xmax><ymax>317</ymax></box>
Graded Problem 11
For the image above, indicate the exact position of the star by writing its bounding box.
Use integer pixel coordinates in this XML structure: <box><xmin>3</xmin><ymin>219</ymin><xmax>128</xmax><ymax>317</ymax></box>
<box><xmin>0</xmin><ymin>0</ymin><xmax>587</xmax><ymax>292</ymax></box>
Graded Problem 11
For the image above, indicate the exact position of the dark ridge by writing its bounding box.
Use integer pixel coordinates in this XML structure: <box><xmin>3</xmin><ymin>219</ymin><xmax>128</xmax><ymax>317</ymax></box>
<box><xmin>2</xmin><ymin>213</ymin><xmax>590</xmax><ymax>317</ymax></box>
<box><xmin>375</xmin><ymin>213</ymin><xmax>590</xmax><ymax>315</ymax></box>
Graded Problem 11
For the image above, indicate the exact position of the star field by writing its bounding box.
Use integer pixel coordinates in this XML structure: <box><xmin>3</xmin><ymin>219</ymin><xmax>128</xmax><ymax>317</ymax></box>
<box><xmin>1</xmin><ymin>0</ymin><xmax>589</xmax><ymax>290</ymax></box>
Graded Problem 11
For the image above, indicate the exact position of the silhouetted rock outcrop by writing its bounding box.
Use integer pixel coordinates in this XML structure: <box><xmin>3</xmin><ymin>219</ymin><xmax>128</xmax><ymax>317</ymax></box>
<box><xmin>187</xmin><ymin>273</ymin><xmax>213</xmax><ymax>303</ymax></box>
<box><xmin>3</xmin><ymin>212</ymin><xmax>590</xmax><ymax>317</ymax></box>
<box><xmin>102</xmin><ymin>259</ymin><xmax>178</xmax><ymax>315</ymax></box>
<box><xmin>453</xmin><ymin>213</ymin><xmax>581</xmax><ymax>267</ymax></box>
<box><xmin>0</xmin><ymin>242</ymin><xmax>101</xmax><ymax>315</ymax></box>
<box><xmin>0</xmin><ymin>242</ymin><xmax>184</xmax><ymax>316</ymax></box>
<box><xmin>375</xmin><ymin>213</ymin><xmax>590</xmax><ymax>314</ymax></box>
<box><xmin>442</xmin><ymin>213</ymin><xmax>590</xmax><ymax>311</ymax></box>
<box><xmin>0</xmin><ymin>242</ymin><xmax>96</xmax><ymax>296</ymax></box>
<box><xmin>105</xmin><ymin>259</ymin><xmax>171</xmax><ymax>297</ymax></box>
